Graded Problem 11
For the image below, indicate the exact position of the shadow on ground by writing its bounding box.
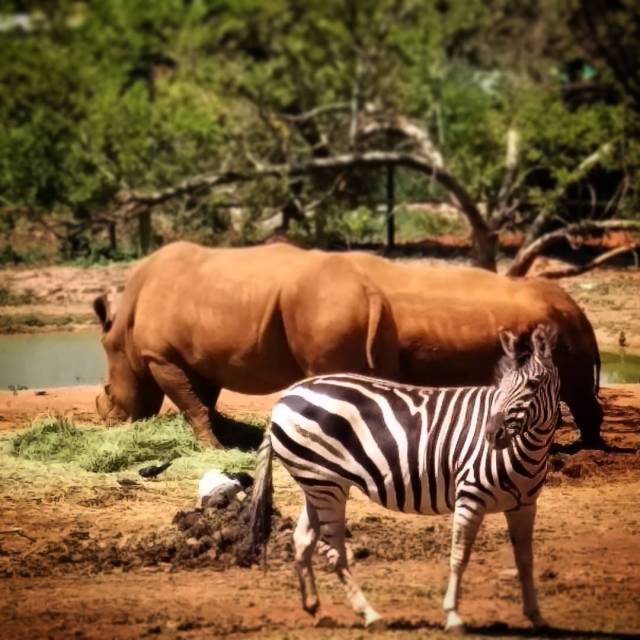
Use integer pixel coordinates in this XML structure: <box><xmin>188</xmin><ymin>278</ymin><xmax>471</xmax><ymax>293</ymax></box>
<box><xmin>213</xmin><ymin>412</ymin><xmax>264</xmax><ymax>450</ymax></box>
<box><xmin>386</xmin><ymin>618</ymin><xmax>636</xmax><ymax>638</ymax></box>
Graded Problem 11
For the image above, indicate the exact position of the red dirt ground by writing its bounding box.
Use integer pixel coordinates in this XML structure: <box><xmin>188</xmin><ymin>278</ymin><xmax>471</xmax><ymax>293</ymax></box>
<box><xmin>1</xmin><ymin>260</ymin><xmax>639</xmax><ymax>639</ymax></box>
<box><xmin>1</xmin><ymin>385</ymin><xmax>639</xmax><ymax>640</ymax></box>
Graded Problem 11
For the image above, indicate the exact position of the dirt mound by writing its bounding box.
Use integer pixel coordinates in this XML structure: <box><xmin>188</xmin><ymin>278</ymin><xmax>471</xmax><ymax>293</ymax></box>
<box><xmin>1</xmin><ymin>494</ymin><xmax>462</xmax><ymax>578</ymax></box>
<box><xmin>548</xmin><ymin>447</ymin><xmax>639</xmax><ymax>482</ymax></box>
<box><xmin>0</xmin><ymin>490</ymin><xmax>295</xmax><ymax>578</ymax></box>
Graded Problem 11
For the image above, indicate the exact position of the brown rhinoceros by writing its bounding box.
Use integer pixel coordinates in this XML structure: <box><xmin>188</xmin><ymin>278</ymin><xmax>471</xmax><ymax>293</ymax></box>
<box><xmin>93</xmin><ymin>241</ymin><xmax>399</xmax><ymax>446</ymax></box>
<box><xmin>346</xmin><ymin>251</ymin><xmax>603</xmax><ymax>446</ymax></box>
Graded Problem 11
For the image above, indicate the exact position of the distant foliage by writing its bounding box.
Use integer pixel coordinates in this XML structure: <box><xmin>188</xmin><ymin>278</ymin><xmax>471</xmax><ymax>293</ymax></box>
<box><xmin>0</xmin><ymin>0</ymin><xmax>638</xmax><ymax>259</ymax></box>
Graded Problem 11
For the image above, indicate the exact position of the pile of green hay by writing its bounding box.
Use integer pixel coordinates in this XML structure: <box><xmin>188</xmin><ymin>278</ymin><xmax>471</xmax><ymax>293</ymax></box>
<box><xmin>11</xmin><ymin>414</ymin><xmax>258</xmax><ymax>475</ymax></box>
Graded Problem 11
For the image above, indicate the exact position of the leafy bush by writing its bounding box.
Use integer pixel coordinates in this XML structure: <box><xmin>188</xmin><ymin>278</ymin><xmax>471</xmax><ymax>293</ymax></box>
<box><xmin>395</xmin><ymin>206</ymin><xmax>467</xmax><ymax>241</ymax></box>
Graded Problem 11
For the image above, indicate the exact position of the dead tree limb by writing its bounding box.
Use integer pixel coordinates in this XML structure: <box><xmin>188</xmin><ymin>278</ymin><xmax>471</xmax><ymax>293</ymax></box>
<box><xmin>357</xmin><ymin>111</ymin><xmax>445</xmax><ymax>167</ymax></box>
<box><xmin>117</xmin><ymin>150</ymin><xmax>497</xmax><ymax>269</ymax></box>
<box><xmin>536</xmin><ymin>242</ymin><xmax>640</xmax><ymax>279</ymax></box>
<box><xmin>507</xmin><ymin>220</ymin><xmax>640</xmax><ymax>277</ymax></box>
<box><xmin>491</xmin><ymin>128</ymin><xmax>520</xmax><ymax>222</ymax></box>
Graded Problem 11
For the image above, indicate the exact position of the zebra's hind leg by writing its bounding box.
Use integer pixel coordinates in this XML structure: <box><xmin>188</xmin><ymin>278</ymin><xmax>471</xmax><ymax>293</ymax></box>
<box><xmin>505</xmin><ymin>504</ymin><xmax>548</xmax><ymax>630</ymax></box>
<box><xmin>294</xmin><ymin>499</ymin><xmax>321</xmax><ymax>616</ymax></box>
<box><xmin>317</xmin><ymin>496</ymin><xmax>383</xmax><ymax>629</ymax></box>
<box><xmin>443</xmin><ymin>506</ymin><xmax>484</xmax><ymax>633</ymax></box>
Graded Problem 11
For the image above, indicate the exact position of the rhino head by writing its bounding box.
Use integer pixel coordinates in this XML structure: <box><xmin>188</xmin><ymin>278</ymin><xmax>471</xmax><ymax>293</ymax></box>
<box><xmin>93</xmin><ymin>291</ymin><xmax>162</xmax><ymax>423</ymax></box>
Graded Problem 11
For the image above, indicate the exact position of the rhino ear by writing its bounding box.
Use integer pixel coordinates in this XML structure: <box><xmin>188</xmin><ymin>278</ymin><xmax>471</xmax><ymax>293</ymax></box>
<box><xmin>93</xmin><ymin>293</ymin><xmax>114</xmax><ymax>333</ymax></box>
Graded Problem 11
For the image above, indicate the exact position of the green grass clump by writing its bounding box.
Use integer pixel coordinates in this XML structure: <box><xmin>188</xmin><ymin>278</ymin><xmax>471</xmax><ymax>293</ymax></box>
<box><xmin>10</xmin><ymin>414</ymin><xmax>257</xmax><ymax>475</ymax></box>
<box><xmin>12</xmin><ymin>416</ymin><xmax>88</xmax><ymax>462</ymax></box>
<box><xmin>82</xmin><ymin>415</ymin><xmax>202</xmax><ymax>472</ymax></box>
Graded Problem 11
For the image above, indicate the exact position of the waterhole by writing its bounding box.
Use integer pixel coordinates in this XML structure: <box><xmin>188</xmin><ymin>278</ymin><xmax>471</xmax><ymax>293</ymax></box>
<box><xmin>0</xmin><ymin>332</ymin><xmax>105</xmax><ymax>389</ymax></box>
<box><xmin>0</xmin><ymin>333</ymin><xmax>638</xmax><ymax>389</ymax></box>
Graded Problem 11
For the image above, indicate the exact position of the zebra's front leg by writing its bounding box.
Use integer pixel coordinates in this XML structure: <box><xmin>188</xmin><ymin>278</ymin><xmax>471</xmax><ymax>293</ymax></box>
<box><xmin>294</xmin><ymin>501</ymin><xmax>320</xmax><ymax>616</ymax></box>
<box><xmin>505</xmin><ymin>504</ymin><xmax>548</xmax><ymax>629</ymax></box>
<box><xmin>443</xmin><ymin>506</ymin><xmax>484</xmax><ymax>633</ymax></box>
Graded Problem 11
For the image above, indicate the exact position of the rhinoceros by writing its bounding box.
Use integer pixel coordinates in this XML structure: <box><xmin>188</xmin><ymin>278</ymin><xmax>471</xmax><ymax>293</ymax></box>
<box><xmin>93</xmin><ymin>241</ymin><xmax>399</xmax><ymax>446</ymax></box>
<box><xmin>346</xmin><ymin>251</ymin><xmax>603</xmax><ymax>446</ymax></box>
<box><xmin>94</xmin><ymin>242</ymin><xmax>603</xmax><ymax>448</ymax></box>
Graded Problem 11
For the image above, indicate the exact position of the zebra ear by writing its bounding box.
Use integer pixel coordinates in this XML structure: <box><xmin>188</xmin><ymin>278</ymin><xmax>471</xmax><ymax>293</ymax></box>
<box><xmin>498</xmin><ymin>330</ymin><xmax>519</xmax><ymax>361</ymax></box>
<box><xmin>532</xmin><ymin>324</ymin><xmax>557</xmax><ymax>363</ymax></box>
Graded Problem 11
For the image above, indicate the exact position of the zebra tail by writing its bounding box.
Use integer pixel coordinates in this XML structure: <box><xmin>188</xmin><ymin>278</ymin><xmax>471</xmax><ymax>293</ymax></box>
<box><xmin>247</xmin><ymin>427</ymin><xmax>274</xmax><ymax>566</ymax></box>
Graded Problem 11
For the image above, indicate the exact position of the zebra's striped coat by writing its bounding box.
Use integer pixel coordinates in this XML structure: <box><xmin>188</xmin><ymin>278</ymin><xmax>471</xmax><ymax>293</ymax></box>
<box><xmin>249</xmin><ymin>325</ymin><xmax>562</xmax><ymax>631</ymax></box>
<box><xmin>273</xmin><ymin>373</ymin><xmax>555</xmax><ymax>518</ymax></box>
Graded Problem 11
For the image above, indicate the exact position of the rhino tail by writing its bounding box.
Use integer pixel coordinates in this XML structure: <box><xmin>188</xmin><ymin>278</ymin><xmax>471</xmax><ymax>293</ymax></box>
<box><xmin>365</xmin><ymin>287</ymin><xmax>385</xmax><ymax>371</ymax></box>
<box><xmin>577</xmin><ymin>310</ymin><xmax>601</xmax><ymax>397</ymax></box>
<box><xmin>583</xmin><ymin>314</ymin><xmax>601</xmax><ymax>397</ymax></box>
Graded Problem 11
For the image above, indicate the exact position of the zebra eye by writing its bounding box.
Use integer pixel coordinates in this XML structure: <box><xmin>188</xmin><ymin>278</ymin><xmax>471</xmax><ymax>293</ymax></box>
<box><xmin>525</xmin><ymin>378</ymin><xmax>540</xmax><ymax>391</ymax></box>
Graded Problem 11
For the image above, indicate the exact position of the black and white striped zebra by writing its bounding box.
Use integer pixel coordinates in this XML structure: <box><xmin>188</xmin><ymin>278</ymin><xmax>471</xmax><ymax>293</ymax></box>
<box><xmin>248</xmin><ymin>324</ymin><xmax>561</xmax><ymax>631</ymax></box>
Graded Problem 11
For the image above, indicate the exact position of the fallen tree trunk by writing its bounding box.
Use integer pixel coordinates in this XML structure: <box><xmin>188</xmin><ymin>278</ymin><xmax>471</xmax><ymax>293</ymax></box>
<box><xmin>507</xmin><ymin>220</ymin><xmax>640</xmax><ymax>277</ymax></box>
<box><xmin>536</xmin><ymin>243</ymin><xmax>640</xmax><ymax>279</ymax></box>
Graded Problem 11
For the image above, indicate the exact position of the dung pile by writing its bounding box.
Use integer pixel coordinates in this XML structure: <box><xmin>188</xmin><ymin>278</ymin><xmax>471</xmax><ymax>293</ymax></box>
<box><xmin>172</xmin><ymin>496</ymin><xmax>295</xmax><ymax>568</ymax></box>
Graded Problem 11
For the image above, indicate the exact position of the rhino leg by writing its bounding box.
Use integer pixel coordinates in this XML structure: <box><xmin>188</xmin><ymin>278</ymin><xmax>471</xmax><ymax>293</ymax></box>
<box><xmin>561</xmin><ymin>382</ymin><xmax>604</xmax><ymax>448</ymax></box>
<box><xmin>564</xmin><ymin>392</ymin><xmax>604</xmax><ymax>448</ymax></box>
<box><xmin>148</xmin><ymin>360</ymin><xmax>222</xmax><ymax>447</ymax></box>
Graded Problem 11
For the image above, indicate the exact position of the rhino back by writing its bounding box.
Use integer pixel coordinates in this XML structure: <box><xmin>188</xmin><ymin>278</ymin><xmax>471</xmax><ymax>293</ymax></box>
<box><xmin>118</xmin><ymin>242</ymin><xmax>307</xmax><ymax>392</ymax></box>
<box><xmin>345</xmin><ymin>253</ymin><xmax>598</xmax><ymax>386</ymax></box>
<box><xmin>279</xmin><ymin>251</ymin><xmax>399</xmax><ymax>378</ymax></box>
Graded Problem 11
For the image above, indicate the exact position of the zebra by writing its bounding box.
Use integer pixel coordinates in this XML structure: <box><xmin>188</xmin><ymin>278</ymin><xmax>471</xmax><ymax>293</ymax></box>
<box><xmin>247</xmin><ymin>324</ymin><xmax>561</xmax><ymax>631</ymax></box>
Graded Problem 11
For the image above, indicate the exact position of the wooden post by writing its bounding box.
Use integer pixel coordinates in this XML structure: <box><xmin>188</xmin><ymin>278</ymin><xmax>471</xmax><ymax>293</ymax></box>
<box><xmin>386</xmin><ymin>164</ymin><xmax>395</xmax><ymax>254</ymax></box>
<box><xmin>138</xmin><ymin>209</ymin><xmax>152</xmax><ymax>256</ymax></box>
<box><xmin>108</xmin><ymin>221</ymin><xmax>117</xmax><ymax>254</ymax></box>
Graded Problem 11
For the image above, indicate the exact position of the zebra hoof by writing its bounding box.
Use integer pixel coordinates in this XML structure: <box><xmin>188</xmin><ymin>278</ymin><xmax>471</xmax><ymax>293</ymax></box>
<box><xmin>303</xmin><ymin>597</ymin><xmax>320</xmax><ymax>617</ymax></box>
<box><xmin>531</xmin><ymin>617</ymin><xmax>550</xmax><ymax>630</ymax></box>
<box><xmin>445</xmin><ymin>611</ymin><xmax>465</xmax><ymax>634</ymax></box>
<box><xmin>445</xmin><ymin>623</ymin><xmax>466</xmax><ymax>635</ymax></box>
<box><xmin>365</xmin><ymin>618</ymin><xmax>385</xmax><ymax>631</ymax></box>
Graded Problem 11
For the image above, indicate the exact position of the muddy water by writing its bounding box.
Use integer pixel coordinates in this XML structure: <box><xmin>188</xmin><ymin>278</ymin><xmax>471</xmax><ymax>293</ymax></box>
<box><xmin>600</xmin><ymin>350</ymin><xmax>640</xmax><ymax>384</ymax></box>
<box><xmin>0</xmin><ymin>332</ymin><xmax>105</xmax><ymax>389</ymax></box>
<box><xmin>0</xmin><ymin>332</ymin><xmax>639</xmax><ymax>389</ymax></box>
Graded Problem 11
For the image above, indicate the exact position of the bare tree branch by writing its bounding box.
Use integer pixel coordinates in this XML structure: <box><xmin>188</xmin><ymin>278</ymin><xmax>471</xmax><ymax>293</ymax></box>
<box><xmin>536</xmin><ymin>242</ymin><xmax>640</xmax><ymax>279</ymax></box>
<box><xmin>116</xmin><ymin>148</ymin><xmax>497</xmax><ymax>269</ymax></box>
<box><xmin>507</xmin><ymin>220</ymin><xmax>640</xmax><ymax>277</ymax></box>
<box><xmin>357</xmin><ymin>111</ymin><xmax>445</xmax><ymax>167</ymax></box>
<box><xmin>117</xmin><ymin>150</ymin><xmax>485</xmax><ymax>231</ymax></box>
<box><xmin>497</xmin><ymin>128</ymin><xmax>520</xmax><ymax>208</ymax></box>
